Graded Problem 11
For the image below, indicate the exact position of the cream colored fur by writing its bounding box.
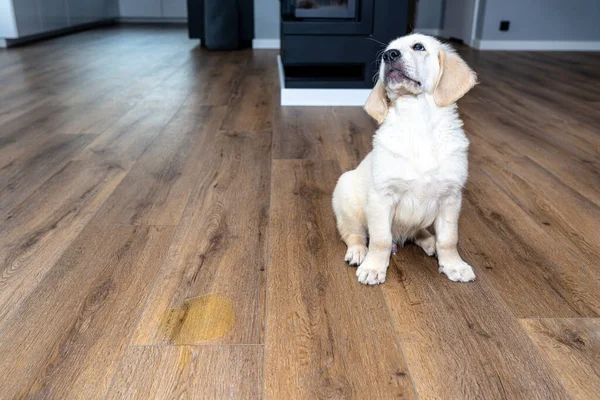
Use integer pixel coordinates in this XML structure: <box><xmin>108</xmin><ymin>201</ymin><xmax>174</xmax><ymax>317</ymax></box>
<box><xmin>332</xmin><ymin>34</ymin><xmax>478</xmax><ymax>284</ymax></box>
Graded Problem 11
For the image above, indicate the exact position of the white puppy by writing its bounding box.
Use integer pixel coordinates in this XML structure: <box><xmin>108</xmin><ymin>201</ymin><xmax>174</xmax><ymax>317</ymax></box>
<box><xmin>332</xmin><ymin>34</ymin><xmax>477</xmax><ymax>285</ymax></box>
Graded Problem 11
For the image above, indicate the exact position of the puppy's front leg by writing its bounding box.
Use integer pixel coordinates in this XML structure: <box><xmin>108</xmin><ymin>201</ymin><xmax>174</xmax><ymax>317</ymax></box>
<box><xmin>435</xmin><ymin>195</ymin><xmax>475</xmax><ymax>282</ymax></box>
<box><xmin>356</xmin><ymin>191</ymin><xmax>394</xmax><ymax>285</ymax></box>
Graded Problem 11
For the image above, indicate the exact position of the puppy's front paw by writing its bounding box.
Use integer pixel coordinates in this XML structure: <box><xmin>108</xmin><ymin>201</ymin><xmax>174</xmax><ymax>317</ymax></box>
<box><xmin>344</xmin><ymin>244</ymin><xmax>368</xmax><ymax>266</ymax></box>
<box><xmin>439</xmin><ymin>260</ymin><xmax>476</xmax><ymax>282</ymax></box>
<box><xmin>356</xmin><ymin>258</ymin><xmax>388</xmax><ymax>285</ymax></box>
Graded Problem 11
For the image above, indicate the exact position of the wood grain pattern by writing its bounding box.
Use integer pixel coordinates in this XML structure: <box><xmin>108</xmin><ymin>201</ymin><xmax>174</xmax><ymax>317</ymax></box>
<box><xmin>0</xmin><ymin>133</ymin><xmax>96</xmax><ymax>217</ymax></box>
<box><xmin>131</xmin><ymin>129</ymin><xmax>271</xmax><ymax>345</ymax></box>
<box><xmin>0</xmin><ymin>159</ymin><xmax>128</xmax><ymax>323</ymax></box>
<box><xmin>0</xmin><ymin>224</ymin><xmax>174</xmax><ymax>399</ymax></box>
<box><xmin>74</xmin><ymin>101</ymin><xmax>184</xmax><ymax>170</ymax></box>
<box><xmin>107</xmin><ymin>345</ymin><xmax>263</xmax><ymax>399</ymax></box>
<box><xmin>220</xmin><ymin>51</ymin><xmax>278</xmax><ymax>132</ymax></box>
<box><xmin>92</xmin><ymin>106</ymin><xmax>227</xmax><ymax>226</ymax></box>
<box><xmin>264</xmin><ymin>160</ymin><xmax>416</xmax><ymax>399</ymax></box>
<box><xmin>381</xmin><ymin>248</ymin><xmax>569</xmax><ymax>399</ymax></box>
<box><xmin>461</xmin><ymin>167</ymin><xmax>600</xmax><ymax>317</ymax></box>
<box><xmin>1</xmin><ymin>26</ymin><xmax>599</xmax><ymax>399</ymax></box>
<box><xmin>273</xmin><ymin>106</ymin><xmax>375</xmax><ymax>171</ymax></box>
<box><xmin>521</xmin><ymin>319</ymin><xmax>600</xmax><ymax>400</ymax></box>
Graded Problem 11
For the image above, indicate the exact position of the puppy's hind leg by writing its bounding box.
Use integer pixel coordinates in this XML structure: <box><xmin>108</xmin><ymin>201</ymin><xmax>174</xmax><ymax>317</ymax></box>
<box><xmin>415</xmin><ymin>228</ymin><xmax>436</xmax><ymax>256</ymax></box>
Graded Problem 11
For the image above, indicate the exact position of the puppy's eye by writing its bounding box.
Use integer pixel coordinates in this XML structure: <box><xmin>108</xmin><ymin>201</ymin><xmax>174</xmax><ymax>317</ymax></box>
<box><xmin>412</xmin><ymin>43</ymin><xmax>425</xmax><ymax>51</ymax></box>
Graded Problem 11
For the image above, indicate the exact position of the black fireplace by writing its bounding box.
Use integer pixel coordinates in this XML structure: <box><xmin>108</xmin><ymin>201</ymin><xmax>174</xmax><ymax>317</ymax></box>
<box><xmin>280</xmin><ymin>0</ymin><xmax>410</xmax><ymax>89</ymax></box>
<box><xmin>294</xmin><ymin>0</ymin><xmax>357</xmax><ymax>19</ymax></box>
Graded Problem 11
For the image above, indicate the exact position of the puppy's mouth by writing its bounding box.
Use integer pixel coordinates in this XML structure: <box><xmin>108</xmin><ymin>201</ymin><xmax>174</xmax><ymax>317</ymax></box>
<box><xmin>385</xmin><ymin>67</ymin><xmax>421</xmax><ymax>86</ymax></box>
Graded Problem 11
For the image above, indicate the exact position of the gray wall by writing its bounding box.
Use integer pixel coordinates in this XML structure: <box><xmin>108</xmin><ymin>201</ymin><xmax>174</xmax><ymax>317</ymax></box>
<box><xmin>477</xmin><ymin>0</ymin><xmax>600</xmax><ymax>41</ymax></box>
<box><xmin>415</xmin><ymin>0</ymin><xmax>444</xmax><ymax>30</ymax></box>
<box><xmin>253</xmin><ymin>0</ymin><xmax>600</xmax><ymax>41</ymax></box>
<box><xmin>254</xmin><ymin>0</ymin><xmax>279</xmax><ymax>39</ymax></box>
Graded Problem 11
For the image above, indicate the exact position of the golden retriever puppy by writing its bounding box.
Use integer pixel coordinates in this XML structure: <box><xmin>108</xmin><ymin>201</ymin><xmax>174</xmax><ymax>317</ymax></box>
<box><xmin>332</xmin><ymin>34</ymin><xmax>477</xmax><ymax>285</ymax></box>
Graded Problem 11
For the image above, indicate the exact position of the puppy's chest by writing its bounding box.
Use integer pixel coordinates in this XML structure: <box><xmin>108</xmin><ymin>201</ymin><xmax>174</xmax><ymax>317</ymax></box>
<box><xmin>380</xmin><ymin>165</ymin><xmax>461</xmax><ymax>233</ymax></box>
<box><xmin>371</xmin><ymin>137</ymin><xmax>467</xmax><ymax>204</ymax></box>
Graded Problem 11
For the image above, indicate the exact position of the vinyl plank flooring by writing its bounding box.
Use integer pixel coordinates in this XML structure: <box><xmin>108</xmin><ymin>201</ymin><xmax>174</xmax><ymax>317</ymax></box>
<box><xmin>0</xmin><ymin>98</ymin><xmax>183</xmax><ymax>324</ymax></box>
<box><xmin>381</xmin><ymin>247</ymin><xmax>569</xmax><ymax>399</ymax></box>
<box><xmin>106</xmin><ymin>345</ymin><xmax>263</xmax><ymax>399</ymax></box>
<box><xmin>1</xmin><ymin>26</ymin><xmax>600</xmax><ymax>400</ymax></box>
<box><xmin>74</xmin><ymin>101</ymin><xmax>184</xmax><ymax>170</ymax></box>
<box><xmin>461</xmin><ymin>100</ymin><xmax>600</xmax><ymax>208</ymax></box>
<box><xmin>0</xmin><ymin>93</ymin><xmax>52</xmax><ymax>127</ymax></box>
<box><xmin>273</xmin><ymin>106</ymin><xmax>375</xmax><ymax>171</ymax></box>
<box><xmin>0</xmin><ymin>133</ymin><xmax>97</xmax><ymax>217</ymax></box>
<box><xmin>92</xmin><ymin>106</ymin><xmax>227</xmax><ymax>226</ymax></box>
<box><xmin>0</xmin><ymin>159</ymin><xmax>128</xmax><ymax>324</ymax></box>
<box><xmin>461</xmin><ymin>167</ymin><xmax>600</xmax><ymax>317</ymax></box>
<box><xmin>131</xmin><ymin>129</ymin><xmax>271</xmax><ymax>345</ymax></box>
<box><xmin>469</xmin><ymin>135</ymin><xmax>599</xmax><ymax>266</ymax></box>
<box><xmin>182</xmin><ymin>51</ymin><xmax>250</xmax><ymax>107</ymax></box>
<box><xmin>264</xmin><ymin>160</ymin><xmax>416</xmax><ymax>399</ymax></box>
<box><xmin>220</xmin><ymin>51</ymin><xmax>278</xmax><ymax>132</ymax></box>
<box><xmin>521</xmin><ymin>319</ymin><xmax>600</xmax><ymax>400</ymax></box>
<box><xmin>0</xmin><ymin>224</ymin><xmax>174</xmax><ymax>399</ymax></box>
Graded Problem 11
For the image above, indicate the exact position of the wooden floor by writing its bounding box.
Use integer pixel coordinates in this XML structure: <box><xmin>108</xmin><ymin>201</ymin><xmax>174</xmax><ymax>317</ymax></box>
<box><xmin>1</xmin><ymin>25</ymin><xmax>599</xmax><ymax>399</ymax></box>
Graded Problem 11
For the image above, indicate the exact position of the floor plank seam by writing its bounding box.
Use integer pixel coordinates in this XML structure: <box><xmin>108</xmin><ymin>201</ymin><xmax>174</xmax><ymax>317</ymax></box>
<box><xmin>101</xmin><ymin>227</ymin><xmax>179</xmax><ymax>400</ymax></box>
<box><xmin>82</xmin><ymin>101</ymin><xmax>187</xmax><ymax>229</ymax></box>
<box><xmin>261</xmin><ymin>135</ymin><xmax>276</xmax><ymax>400</ymax></box>
<box><xmin>518</xmin><ymin>317</ymin><xmax>600</xmax><ymax>320</ymax></box>
<box><xmin>514</xmin><ymin>320</ymin><xmax>573</xmax><ymax>396</ymax></box>
<box><xmin>382</xmin><ymin>261</ymin><xmax>422</xmax><ymax>400</ymax></box>
<box><xmin>128</xmin><ymin>343</ymin><xmax>266</xmax><ymax>347</ymax></box>
<box><xmin>88</xmin><ymin>223</ymin><xmax>181</xmax><ymax>228</ymax></box>
<box><xmin>478</xmin><ymin>166</ymin><xmax>598</xmax><ymax>278</ymax></box>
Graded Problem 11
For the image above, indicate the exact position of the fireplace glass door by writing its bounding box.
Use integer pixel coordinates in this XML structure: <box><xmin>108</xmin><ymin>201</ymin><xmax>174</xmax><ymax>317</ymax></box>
<box><xmin>294</xmin><ymin>0</ymin><xmax>357</xmax><ymax>19</ymax></box>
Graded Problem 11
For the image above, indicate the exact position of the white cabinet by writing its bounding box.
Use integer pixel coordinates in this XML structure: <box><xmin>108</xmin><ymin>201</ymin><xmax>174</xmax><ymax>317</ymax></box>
<box><xmin>69</xmin><ymin>0</ymin><xmax>116</xmax><ymax>25</ymax></box>
<box><xmin>38</xmin><ymin>0</ymin><xmax>70</xmax><ymax>31</ymax></box>
<box><xmin>69</xmin><ymin>0</ymin><xmax>100</xmax><ymax>25</ymax></box>
<box><xmin>1</xmin><ymin>0</ymin><xmax>118</xmax><ymax>41</ymax></box>
<box><xmin>119</xmin><ymin>0</ymin><xmax>188</xmax><ymax>19</ymax></box>
<box><xmin>12</xmin><ymin>0</ymin><xmax>42</xmax><ymax>37</ymax></box>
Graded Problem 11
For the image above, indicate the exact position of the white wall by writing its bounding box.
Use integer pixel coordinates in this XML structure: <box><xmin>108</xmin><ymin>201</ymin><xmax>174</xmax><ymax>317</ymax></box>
<box><xmin>441</xmin><ymin>0</ymin><xmax>478</xmax><ymax>44</ymax></box>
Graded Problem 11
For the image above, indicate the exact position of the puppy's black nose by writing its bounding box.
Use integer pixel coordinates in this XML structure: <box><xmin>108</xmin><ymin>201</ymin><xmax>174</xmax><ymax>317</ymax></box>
<box><xmin>383</xmin><ymin>49</ymin><xmax>401</xmax><ymax>63</ymax></box>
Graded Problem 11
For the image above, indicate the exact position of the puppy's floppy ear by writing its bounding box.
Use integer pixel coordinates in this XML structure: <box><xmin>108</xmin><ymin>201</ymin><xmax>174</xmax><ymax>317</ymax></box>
<box><xmin>364</xmin><ymin>80</ymin><xmax>389</xmax><ymax>124</ymax></box>
<box><xmin>434</xmin><ymin>47</ymin><xmax>477</xmax><ymax>107</ymax></box>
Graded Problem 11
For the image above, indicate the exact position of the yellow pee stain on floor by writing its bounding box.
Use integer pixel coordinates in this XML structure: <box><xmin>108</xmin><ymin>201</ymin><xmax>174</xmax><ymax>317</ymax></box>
<box><xmin>160</xmin><ymin>293</ymin><xmax>236</xmax><ymax>344</ymax></box>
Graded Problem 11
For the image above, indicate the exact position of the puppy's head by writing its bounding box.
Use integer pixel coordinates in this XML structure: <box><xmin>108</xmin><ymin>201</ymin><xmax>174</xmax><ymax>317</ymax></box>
<box><xmin>364</xmin><ymin>34</ymin><xmax>477</xmax><ymax>124</ymax></box>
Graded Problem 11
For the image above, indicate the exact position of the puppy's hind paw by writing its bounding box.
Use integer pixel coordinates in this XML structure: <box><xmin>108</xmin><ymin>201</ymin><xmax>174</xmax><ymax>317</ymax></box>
<box><xmin>344</xmin><ymin>244</ymin><xmax>368</xmax><ymax>266</ymax></box>
<box><xmin>415</xmin><ymin>235</ymin><xmax>436</xmax><ymax>256</ymax></box>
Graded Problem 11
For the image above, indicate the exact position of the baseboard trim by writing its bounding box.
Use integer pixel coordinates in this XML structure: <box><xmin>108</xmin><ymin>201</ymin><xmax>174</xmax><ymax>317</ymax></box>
<box><xmin>118</xmin><ymin>17</ymin><xmax>187</xmax><ymax>24</ymax></box>
<box><xmin>277</xmin><ymin>55</ymin><xmax>370</xmax><ymax>106</ymax></box>
<box><xmin>253</xmin><ymin>39</ymin><xmax>280</xmax><ymax>49</ymax></box>
<box><xmin>472</xmin><ymin>39</ymin><xmax>600</xmax><ymax>51</ymax></box>
<box><xmin>412</xmin><ymin>28</ymin><xmax>440</xmax><ymax>37</ymax></box>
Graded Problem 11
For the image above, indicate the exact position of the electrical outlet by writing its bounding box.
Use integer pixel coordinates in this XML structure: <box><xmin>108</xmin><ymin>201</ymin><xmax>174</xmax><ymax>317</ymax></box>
<box><xmin>500</xmin><ymin>21</ymin><xmax>510</xmax><ymax>31</ymax></box>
